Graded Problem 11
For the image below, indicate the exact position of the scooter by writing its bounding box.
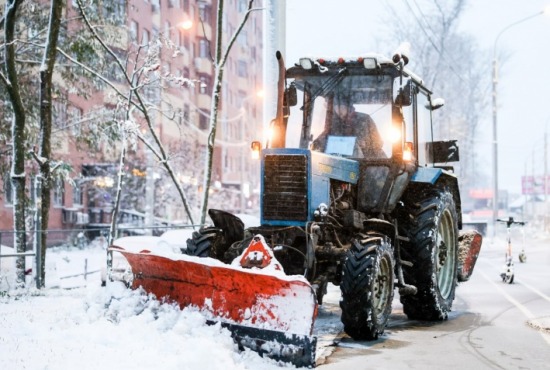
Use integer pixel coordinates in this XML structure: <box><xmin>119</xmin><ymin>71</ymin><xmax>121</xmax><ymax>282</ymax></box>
<box><xmin>518</xmin><ymin>226</ymin><xmax>527</xmax><ymax>263</ymax></box>
<box><xmin>496</xmin><ymin>217</ymin><xmax>526</xmax><ymax>284</ymax></box>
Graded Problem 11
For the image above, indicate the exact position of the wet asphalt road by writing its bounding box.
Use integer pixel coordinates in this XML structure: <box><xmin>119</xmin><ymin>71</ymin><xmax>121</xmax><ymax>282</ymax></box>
<box><xmin>313</xmin><ymin>234</ymin><xmax>550</xmax><ymax>369</ymax></box>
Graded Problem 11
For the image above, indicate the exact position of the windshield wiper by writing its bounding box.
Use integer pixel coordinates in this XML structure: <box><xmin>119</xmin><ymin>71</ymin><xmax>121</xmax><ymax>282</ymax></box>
<box><xmin>306</xmin><ymin>67</ymin><xmax>348</xmax><ymax>106</ymax></box>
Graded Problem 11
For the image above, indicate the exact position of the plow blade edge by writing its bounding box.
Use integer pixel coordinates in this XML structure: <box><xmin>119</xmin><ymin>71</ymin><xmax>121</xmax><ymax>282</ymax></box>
<box><xmin>457</xmin><ymin>230</ymin><xmax>483</xmax><ymax>282</ymax></box>
<box><xmin>111</xmin><ymin>246</ymin><xmax>318</xmax><ymax>367</ymax></box>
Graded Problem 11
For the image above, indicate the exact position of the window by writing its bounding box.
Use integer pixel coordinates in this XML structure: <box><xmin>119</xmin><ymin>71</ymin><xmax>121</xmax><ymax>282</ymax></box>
<box><xmin>237</xmin><ymin>30</ymin><xmax>248</xmax><ymax>47</ymax></box>
<box><xmin>177</xmin><ymin>29</ymin><xmax>182</xmax><ymax>47</ymax></box>
<box><xmin>3</xmin><ymin>176</ymin><xmax>13</xmax><ymax>205</ymax></box>
<box><xmin>102</xmin><ymin>0</ymin><xmax>125</xmax><ymax>22</ymax></box>
<box><xmin>237</xmin><ymin>60</ymin><xmax>248</xmax><ymax>78</ymax></box>
<box><xmin>106</xmin><ymin>52</ymin><xmax>124</xmax><ymax>82</ymax></box>
<box><xmin>199</xmin><ymin>75</ymin><xmax>210</xmax><ymax>94</ymax></box>
<box><xmin>130</xmin><ymin>20</ymin><xmax>138</xmax><ymax>42</ymax></box>
<box><xmin>164</xmin><ymin>21</ymin><xmax>171</xmax><ymax>38</ymax></box>
<box><xmin>68</xmin><ymin>105</ymin><xmax>83</xmax><ymax>136</ymax></box>
<box><xmin>53</xmin><ymin>179</ymin><xmax>64</xmax><ymax>207</ymax></box>
<box><xmin>198</xmin><ymin>3</ymin><xmax>211</xmax><ymax>24</ymax></box>
<box><xmin>238</xmin><ymin>0</ymin><xmax>247</xmax><ymax>12</ymax></box>
<box><xmin>113</xmin><ymin>0</ymin><xmax>125</xmax><ymax>21</ymax></box>
<box><xmin>184</xmin><ymin>33</ymin><xmax>190</xmax><ymax>50</ymax></box>
<box><xmin>54</xmin><ymin>97</ymin><xmax>68</xmax><ymax>129</ymax></box>
<box><xmin>73</xmin><ymin>182</ymin><xmax>83</xmax><ymax>206</ymax></box>
<box><xmin>417</xmin><ymin>91</ymin><xmax>432</xmax><ymax>165</ymax></box>
<box><xmin>199</xmin><ymin>39</ymin><xmax>209</xmax><ymax>58</ymax></box>
<box><xmin>152</xmin><ymin>0</ymin><xmax>160</xmax><ymax>12</ymax></box>
<box><xmin>199</xmin><ymin>114</ymin><xmax>208</xmax><ymax>130</ymax></box>
<box><xmin>183</xmin><ymin>104</ymin><xmax>190</xmax><ymax>123</ymax></box>
<box><xmin>142</xmin><ymin>28</ymin><xmax>150</xmax><ymax>46</ymax></box>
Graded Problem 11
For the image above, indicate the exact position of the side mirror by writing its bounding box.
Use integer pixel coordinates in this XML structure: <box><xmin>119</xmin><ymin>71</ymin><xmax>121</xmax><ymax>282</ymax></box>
<box><xmin>425</xmin><ymin>97</ymin><xmax>445</xmax><ymax>111</ymax></box>
<box><xmin>393</xmin><ymin>78</ymin><xmax>412</xmax><ymax>107</ymax></box>
<box><xmin>426</xmin><ymin>140</ymin><xmax>459</xmax><ymax>163</ymax></box>
<box><xmin>285</xmin><ymin>83</ymin><xmax>297</xmax><ymax>107</ymax></box>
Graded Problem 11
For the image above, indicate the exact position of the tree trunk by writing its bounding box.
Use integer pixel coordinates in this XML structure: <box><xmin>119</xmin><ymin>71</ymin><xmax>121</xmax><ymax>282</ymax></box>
<box><xmin>36</xmin><ymin>0</ymin><xmax>64</xmax><ymax>288</ymax></box>
<box><xmin>3</xmin><ymin>0</ymin><xmax>27</xmax><ymax>287</ymax></box>
<box><xmin>200</xmin><ymin>0</ymin><xmax>256</xmax><ymax>225</ymax></box>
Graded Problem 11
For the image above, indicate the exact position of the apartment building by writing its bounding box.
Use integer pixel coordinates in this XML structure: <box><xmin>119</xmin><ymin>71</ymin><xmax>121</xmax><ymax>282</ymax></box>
<box><xmin>0</xmin><ymin>0</ymin><xmax>264</xmax><ymax>243</ymax></box>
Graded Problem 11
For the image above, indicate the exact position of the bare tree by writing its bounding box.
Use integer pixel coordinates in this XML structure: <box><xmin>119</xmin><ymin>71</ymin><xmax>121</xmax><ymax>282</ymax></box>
<box><xmin>73</xmin><ymin>0</ymin><xmax>200</xmax><ymax>238</ymax></box>
<box><xmin>382</xmin><ymin>0</ymin><xmax>491</xmax><ymax>191</ymax></box>
<box><xmin>1</xmin><ymin>0</ymin><xmax>27</xmax><ymax>287</ymax></box>
<box><xmin>32</xmin><ymin>0</ymin><xmax>64</xmax><ymax>288</ymax></box>
<box><xmin>199</xmin><ymin>0</ymin><xmax>261</xmax><ymax>224</ymax></box>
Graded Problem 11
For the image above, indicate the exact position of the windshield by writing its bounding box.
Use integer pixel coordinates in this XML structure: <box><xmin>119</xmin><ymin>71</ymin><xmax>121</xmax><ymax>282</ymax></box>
<box><xmin>286</xmin><ymin>74</ymin><xmax>394</xmax><ymax>159</ymax></box>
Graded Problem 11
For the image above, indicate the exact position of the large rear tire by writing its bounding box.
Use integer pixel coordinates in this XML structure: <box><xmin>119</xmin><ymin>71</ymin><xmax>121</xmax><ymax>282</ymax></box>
<box><xmin>399</xmin><ymin>189</ymin><xmax>459</xmax><ymax>321</ymax></box>
<box><xmin>340</xmin><ymin>235</ymin><xmax>394</xmax><ymax>340</ymax></box>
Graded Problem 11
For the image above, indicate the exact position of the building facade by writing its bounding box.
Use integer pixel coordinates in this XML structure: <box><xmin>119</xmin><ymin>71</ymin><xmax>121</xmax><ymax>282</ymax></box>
<box><xmin>0</xmin><ymin>0</ymin><xmax>264</xmax><ymax>244</ymax></box>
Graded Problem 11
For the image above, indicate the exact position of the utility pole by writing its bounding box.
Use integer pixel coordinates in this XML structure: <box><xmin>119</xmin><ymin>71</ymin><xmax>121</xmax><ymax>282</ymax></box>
<box><xmin>545</xmin><ymin>129</ymin><xmax>548</xmax><ymax>231</ymax></box>
<box><xmin>490</xmin><ymin>9</ymin><xmax>547</xmax><ymax>237</ymax></box>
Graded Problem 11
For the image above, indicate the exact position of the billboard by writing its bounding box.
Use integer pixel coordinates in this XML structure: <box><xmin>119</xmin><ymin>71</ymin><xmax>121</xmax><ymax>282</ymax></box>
<box><xmin>521</xmin><ymin>175</ymin><xmax>550</xmax><ymax>195</ymax></box>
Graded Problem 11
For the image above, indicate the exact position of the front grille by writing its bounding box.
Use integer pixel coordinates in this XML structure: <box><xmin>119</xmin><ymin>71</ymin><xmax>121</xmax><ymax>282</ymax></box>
<box><xmin>263</xmin><ymin>154</ymin><xmax>308</xmax><ymax>221</ymax></box>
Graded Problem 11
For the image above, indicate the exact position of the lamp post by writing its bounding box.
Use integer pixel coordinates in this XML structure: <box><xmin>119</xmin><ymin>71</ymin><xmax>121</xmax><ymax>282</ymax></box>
<box><xmin>491</xmin><ymin>7</ymin><xmax>549</xmax><ymax>237</ymax></box>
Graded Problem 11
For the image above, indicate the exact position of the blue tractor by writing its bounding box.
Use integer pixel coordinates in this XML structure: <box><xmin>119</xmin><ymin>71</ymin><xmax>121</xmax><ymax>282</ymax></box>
<box><xmin>187</xmin><ymin>51</ymin><xmax>482</xmax><ymax>346</ymax></box>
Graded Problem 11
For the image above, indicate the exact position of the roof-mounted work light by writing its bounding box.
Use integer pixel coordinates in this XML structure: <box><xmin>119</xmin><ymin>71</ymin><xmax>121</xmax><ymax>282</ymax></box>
<box><xmin>299</xmin><ymin>58</ymin><xmax>314</xmax><ymax>70</ymax></box>
<box><xmin>362</xmin><ymin>57</ymin><xmax>379</xmax><ymax>70</ymax></box>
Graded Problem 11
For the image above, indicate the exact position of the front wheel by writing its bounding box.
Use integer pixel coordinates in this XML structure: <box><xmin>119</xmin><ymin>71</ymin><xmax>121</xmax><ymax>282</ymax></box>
<box><xmin>518</xmin><ymin>252</ymin><xmax>526</xmax><ymax>263</ymax></box>
<box><xmin>185</xmin><ymin>227</ymin><xmax>221</xmax><ymax>258</ymax></box>
<box><xmin>340</xmin><ymin>235</ymin><xmax>394</xmax><ymax>340</ymax></box>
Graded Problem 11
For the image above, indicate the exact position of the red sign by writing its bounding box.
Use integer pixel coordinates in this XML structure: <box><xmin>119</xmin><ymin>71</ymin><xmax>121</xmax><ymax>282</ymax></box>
<box><xmin>522</xmin><ymin>175</ymin><xmax>550</xmax><ymax>195</ymax></box>
<box><xmin>469</xmin><ymin>188</ymin><xmax>493</xmax><ymax>199</ymax></box>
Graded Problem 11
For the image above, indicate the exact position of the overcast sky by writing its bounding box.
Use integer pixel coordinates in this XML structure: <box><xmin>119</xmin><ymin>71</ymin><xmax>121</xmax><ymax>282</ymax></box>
<box><xmin>285</xmin><ymin>0</ymin><xmax>550</xmax><ymax>195</ymax></box>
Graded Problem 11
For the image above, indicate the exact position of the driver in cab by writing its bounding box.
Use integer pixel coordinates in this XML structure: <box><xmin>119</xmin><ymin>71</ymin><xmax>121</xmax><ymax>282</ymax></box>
<box><xmin>312</xmin><ymin>94</ymin><xmax>384</xmax><ymax>158</ymax></box>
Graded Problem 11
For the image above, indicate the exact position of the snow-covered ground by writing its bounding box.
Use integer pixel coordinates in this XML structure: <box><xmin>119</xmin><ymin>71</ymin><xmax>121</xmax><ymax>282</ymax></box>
<box><xmin>4</xmin><ymin>225</ymin><xmax>533</xmax><ymax>369</ymax></box>
<box><xmin>0</xmin><ymin>238</ymin><xmax>339</xmax><ymax>370</ymax></box>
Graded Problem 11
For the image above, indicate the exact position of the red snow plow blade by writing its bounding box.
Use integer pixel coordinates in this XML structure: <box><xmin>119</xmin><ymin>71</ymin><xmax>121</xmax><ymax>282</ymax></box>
<box><xmin>457</xmin><ymin>230</ymin><xmax>483</xmax><ymax>282</ymax></box>
<box><xmin>109</xmin><ymin>242</ymin><xmax>318</xmax><ymax>367</ymax></box>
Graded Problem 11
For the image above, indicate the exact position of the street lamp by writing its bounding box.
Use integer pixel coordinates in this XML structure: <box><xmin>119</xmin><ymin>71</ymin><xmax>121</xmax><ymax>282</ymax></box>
<box><xmin>178</xmin><ymin>20</ymin><xmax>193</xmax><ymax>31</ymax></box>
<box><xmin>491</xmin><ymin>7</ymin><xmax>549</xmax><ymax>237</ymax></box>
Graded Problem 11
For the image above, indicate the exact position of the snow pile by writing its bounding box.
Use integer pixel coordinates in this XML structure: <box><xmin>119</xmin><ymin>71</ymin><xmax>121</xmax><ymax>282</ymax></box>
<box><xmin>0</xmin><ymin>244</ymin><xmax>298</xmax><ymax>370</ymax></box>
<box><xmin>0</xmin><ymin>282</ymin><xmax>294</xmax><ymax>370</ymax></box>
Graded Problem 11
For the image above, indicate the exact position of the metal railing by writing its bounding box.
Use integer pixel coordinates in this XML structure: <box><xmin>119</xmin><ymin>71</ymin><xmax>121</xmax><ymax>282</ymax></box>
<box><xmin>0</xmin><ymin>224</ymin><xmax>200</xmax><ymax>289</ymax></box>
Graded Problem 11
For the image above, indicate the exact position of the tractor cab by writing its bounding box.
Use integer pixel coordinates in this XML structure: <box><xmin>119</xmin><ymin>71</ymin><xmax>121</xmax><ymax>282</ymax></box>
<box><xmin>285</xmin><ymin>58</ymin><xmax>396</xmax><ymax>161</ymax></box>
<box><xmin>268</xmin><ymin>54</ymin><xmax>435</xmax><ymax>214</ymax></box>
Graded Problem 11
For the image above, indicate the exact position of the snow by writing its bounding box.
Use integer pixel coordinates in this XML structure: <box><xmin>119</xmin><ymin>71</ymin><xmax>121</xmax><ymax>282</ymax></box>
<box><xmin>0</xmin><ymin>242</ymin><xmax>300</xmax><ymax>369</ymax></box>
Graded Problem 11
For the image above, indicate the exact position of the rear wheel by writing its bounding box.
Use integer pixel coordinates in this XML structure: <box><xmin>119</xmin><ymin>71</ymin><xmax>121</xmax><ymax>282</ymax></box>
<box><xmin>340</xmin><ymin>236</ymin><xmax>394</xmax><ymax>340</ymax></box>
<box><xmin>399</xmin><ymin>189</ymin><xmax>459</xmax><ymax>321</ymax></box>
